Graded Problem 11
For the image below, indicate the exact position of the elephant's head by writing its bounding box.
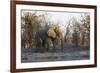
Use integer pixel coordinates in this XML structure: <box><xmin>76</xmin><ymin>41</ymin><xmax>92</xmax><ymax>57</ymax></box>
<box><xmin>47</xmin><ymin>27</ymin><xmax>56</xmax><ymax>39</ymax></box>
<box><xmin>47</xmin><ymin>26</ymin><xmax>64</xmax><ymax>49</ymax></box>
<box><xmin>47</xmin><ymin>26</ymin><xmax>63</xmax><ymax>39</ymax></box>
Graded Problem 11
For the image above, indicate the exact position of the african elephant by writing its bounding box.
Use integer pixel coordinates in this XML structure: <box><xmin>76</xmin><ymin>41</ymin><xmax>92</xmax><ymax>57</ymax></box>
<box><xmin>35</xmin><ymin>26</ymin><xmax>64</xmax><ymax>52</ymax></box>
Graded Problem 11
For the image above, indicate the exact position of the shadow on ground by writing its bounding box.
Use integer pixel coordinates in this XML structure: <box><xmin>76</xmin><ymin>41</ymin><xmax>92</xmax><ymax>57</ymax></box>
<box><xmin>21</xmin><ymin>45</ymin><xmax>90</xmax><ymax>63</ymax></box>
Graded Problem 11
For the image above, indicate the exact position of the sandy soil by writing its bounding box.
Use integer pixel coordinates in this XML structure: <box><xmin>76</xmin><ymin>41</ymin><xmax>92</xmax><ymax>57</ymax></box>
<box><xmin>21</xmin><ymin>46</ymin><xmax>90</xmax><ymax>63</ymax></box>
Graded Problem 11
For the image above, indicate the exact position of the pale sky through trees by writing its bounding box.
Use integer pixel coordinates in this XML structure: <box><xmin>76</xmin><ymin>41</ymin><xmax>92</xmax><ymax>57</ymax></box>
<box><xmin>22</xmin><ymin>10</ymin><xmax>90</xmax><ymax>36</ymax></box>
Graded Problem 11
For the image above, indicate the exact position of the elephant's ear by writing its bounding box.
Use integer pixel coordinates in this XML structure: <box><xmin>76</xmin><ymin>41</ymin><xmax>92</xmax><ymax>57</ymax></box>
<box><xmin>55</xmin><ymin>27</ymin><xmax>60</xmax><ymax>34</ymax></box>
<box><xmin>47</xmin><ymin>28</ymin><xmax>56</xmax><ymax>38</ymax></box>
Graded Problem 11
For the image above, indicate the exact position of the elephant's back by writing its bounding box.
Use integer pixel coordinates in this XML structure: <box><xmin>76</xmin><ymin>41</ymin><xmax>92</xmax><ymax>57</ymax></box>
<box><xmin>36</xmin><ymin>28</ymin><xmax>48</xmax><ymax>40</ymax></box>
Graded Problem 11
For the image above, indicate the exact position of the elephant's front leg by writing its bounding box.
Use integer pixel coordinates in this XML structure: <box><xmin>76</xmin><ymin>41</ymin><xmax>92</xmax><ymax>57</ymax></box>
<box><xmin>47</xmin><ymin>38</ymin><xmax>53</xmax><ymax>51</ymax></box>
<box><xmin>52</xmin><ymin>39</ymin><xmax>57</xmax><ymax>52</ymax></box>
<box><xmin>61</xmin><ymin>38</ymin><xmax>64</xmax><ymax>52</ymax></box>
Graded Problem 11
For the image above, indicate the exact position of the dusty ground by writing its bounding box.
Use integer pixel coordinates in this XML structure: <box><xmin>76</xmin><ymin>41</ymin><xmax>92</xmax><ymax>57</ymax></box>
<box><xmin>21</xmin><ymin>46</ymin><xmax>90</xmax><ymax>63</ymax></box>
